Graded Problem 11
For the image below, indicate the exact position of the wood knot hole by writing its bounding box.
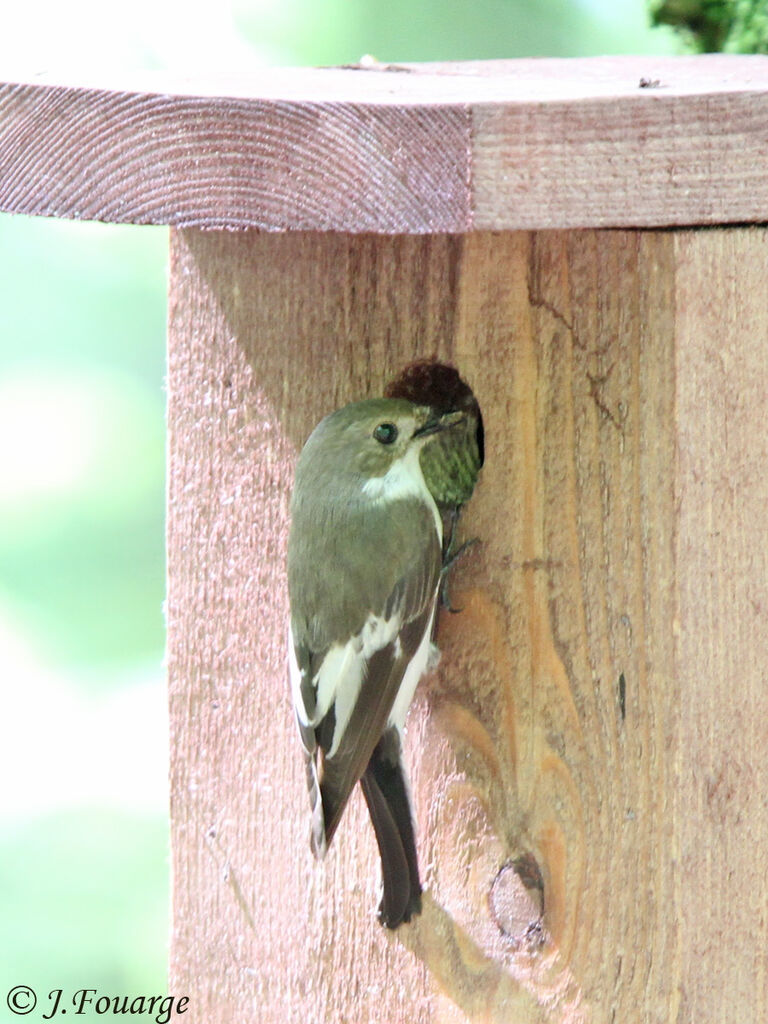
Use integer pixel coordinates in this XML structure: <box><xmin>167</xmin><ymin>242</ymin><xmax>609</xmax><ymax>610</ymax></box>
<box><xmin>489</xmin><ymin>854</ymin><xmax>544</xmax><ymax>947</ymax></box>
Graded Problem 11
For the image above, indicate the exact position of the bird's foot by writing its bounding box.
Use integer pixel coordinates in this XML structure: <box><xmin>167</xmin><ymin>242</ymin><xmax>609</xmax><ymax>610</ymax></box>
<box><xmin>439</xmin><ymin>537</ymin><xmax>479</xmax><ymax>613</ymax></box>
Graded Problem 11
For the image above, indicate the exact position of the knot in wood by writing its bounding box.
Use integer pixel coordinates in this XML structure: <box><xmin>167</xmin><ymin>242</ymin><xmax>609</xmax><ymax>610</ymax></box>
<box><xmin>489</xmin><ymin>855</ymin><xmax>544</xmax><ymax>948</ymax></box>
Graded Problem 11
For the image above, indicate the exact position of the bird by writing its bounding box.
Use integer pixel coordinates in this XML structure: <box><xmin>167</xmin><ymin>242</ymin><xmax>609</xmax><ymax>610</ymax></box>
<box><xmin>287</xmin><ymin>388</ymin><xmax>482</xmax><ymax>928</ymax></box>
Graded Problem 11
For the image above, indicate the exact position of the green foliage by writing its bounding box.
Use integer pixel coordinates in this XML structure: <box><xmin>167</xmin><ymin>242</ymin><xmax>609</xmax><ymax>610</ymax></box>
<box><xmin>650</xmin><ymin>0</ymin><xmax>768</xmax><ymax>52</ymax></box>
<box><xmin>0</xmin><ymin>217</ymin><xmax>167</xmax><ymax>675</ymax></box>
<box><xmin>235</xmin><ymin>0</ymin><xmax>674</xmax><ymax>63</ymax></box>
<box><xmin>0</xmin><ymin>811</ymin><xmax>168</xmax><ymax>1018</ymax></box>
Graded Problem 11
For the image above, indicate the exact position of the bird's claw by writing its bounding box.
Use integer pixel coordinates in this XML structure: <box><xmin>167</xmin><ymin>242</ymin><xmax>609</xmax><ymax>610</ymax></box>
<box><xmin>439</xmin><ymin>537</ymin><xmax>479</xmax><ymax>612</ymax></box>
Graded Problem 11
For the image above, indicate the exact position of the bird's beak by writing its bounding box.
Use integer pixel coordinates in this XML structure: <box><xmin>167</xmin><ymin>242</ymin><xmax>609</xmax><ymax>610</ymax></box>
<box><xmin>412</xmin><ymin>410</ymin><xmax>466</xmax><ymax>439</ymax></box>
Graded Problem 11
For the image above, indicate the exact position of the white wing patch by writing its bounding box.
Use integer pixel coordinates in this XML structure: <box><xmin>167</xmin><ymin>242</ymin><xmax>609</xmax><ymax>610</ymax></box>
<box><xmin>387</xmin><ymin>601</ymin><xmax>438</xmax><ymax>731</ymax></box>
<box><xmin>288</xmin><ymin>622</ymin><xmax>310</xmax><ymax>726</ymax></box>
<box><xmin>290</xmin><ymin>611</ymin><xmax>403</xmax><ymax>759</ymax></box>
<box><xmin>323</xmin><ymin>612</ymin><xmax>402</xmax><ymax>757</ymax></box>
<box><xmin>314</xmin><ymin>640</ymin><xmax>363</xmax><ymax>756</ymax></box>
<box><xmin>361</xmin><ymin>444</ymin><xmax>442</xmax><ymax>540</ymax></box>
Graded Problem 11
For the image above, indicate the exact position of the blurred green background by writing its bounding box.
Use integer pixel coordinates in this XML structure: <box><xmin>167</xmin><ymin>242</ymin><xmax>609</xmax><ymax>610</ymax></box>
<box><xmin>0</xmin><ymin>1</ymin><xmax>676</xmax><ymax>1016</ymax></box>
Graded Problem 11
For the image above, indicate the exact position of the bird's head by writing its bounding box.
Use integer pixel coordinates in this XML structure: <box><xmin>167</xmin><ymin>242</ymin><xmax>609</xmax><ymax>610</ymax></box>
<box><xmin>299</xmin><ymin>398</ymin><xmax>466</xmax><ymax>484</ymax></box>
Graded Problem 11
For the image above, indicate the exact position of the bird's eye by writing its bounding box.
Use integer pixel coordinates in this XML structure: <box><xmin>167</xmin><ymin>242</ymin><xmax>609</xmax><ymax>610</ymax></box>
<box><xmin>373</xmin><ymin>422</ymin><xmax>398</xmax><ymax>445</ymax></box>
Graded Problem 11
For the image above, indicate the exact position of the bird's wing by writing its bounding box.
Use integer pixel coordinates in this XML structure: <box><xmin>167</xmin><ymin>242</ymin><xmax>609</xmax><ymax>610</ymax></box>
<box><xmin>289</xmin><ymin>507</ymin><xmax>440</xmax><ymax>857</ymax></box>
<box><xmin>315</xmin><ymin>603</ymin><xmax>435</xmax><ymax>853</ymax></box>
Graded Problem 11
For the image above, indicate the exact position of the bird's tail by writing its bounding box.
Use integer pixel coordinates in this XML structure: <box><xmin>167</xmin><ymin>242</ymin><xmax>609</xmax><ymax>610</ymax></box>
<box><xmin>306</xmin><ymin>753</ymin><xmax>327</xmax><ymax>859</ymax></box>
<box><xmin>360</xmin><ymin>728</ymin><xmax>422</xmax><ymax>929</ymax></box>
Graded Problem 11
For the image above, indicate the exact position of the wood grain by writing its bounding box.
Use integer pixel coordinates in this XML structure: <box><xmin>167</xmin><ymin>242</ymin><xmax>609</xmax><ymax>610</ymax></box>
<box><xmin>674</xmin><ymin>229</ymin><xmax>768</xmax><ymax>1021</ymax></box>
<box><xmin>2</xmin><ymin>56</ymin><xmax>768</xmax><ymax>231</ymax></box>
<box><xmin>166</xmin><ymin>226</ymin><xmax>767</xmax><ymax>1022</ymax></box>
<box><xmin>0</xmin><ymin>84</ymin><xmax>469</xmax><ymax>231</ymax></box>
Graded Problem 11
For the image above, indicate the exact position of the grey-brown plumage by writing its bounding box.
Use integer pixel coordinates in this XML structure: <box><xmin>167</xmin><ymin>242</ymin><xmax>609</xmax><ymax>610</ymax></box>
<box><xmin>287</xmin><ymin>394</ymin><xmax>481</xmax><ymax>927</ymax></box>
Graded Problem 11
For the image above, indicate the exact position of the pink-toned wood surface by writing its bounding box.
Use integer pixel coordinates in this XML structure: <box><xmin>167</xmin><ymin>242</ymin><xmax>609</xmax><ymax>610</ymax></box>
<box><xmin>166</xmin><ymin>227</ymin><xmax>768</xmax><ymax>1023</ymax></box>
<box><xmin>1</xmin><ymin>56</ymin><xmax>768</xmax><ymax>231</ymax></box>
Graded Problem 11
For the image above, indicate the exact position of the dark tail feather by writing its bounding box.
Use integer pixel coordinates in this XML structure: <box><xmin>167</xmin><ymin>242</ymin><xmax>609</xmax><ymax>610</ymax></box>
<box><xmin>360</xmin><ymin>729</ymin><xmax>422</xmax><ymax>929</ymax></box>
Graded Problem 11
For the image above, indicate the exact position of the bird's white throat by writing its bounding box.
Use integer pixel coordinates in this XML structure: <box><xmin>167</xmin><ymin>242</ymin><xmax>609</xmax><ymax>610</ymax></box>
<box><xmin>361</xmin><ymin>445</ymin><xmax>442</xmax><ymax>540</ymax></box>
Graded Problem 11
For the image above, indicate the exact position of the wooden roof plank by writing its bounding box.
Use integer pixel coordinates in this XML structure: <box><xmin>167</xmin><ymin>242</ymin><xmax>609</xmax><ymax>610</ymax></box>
<box><xmin>1</xmin><ymin>56</ymin><xmax>766</xmax><ymax>231</ymax></box>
